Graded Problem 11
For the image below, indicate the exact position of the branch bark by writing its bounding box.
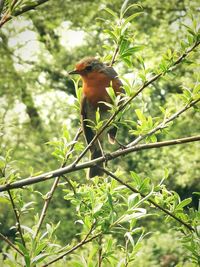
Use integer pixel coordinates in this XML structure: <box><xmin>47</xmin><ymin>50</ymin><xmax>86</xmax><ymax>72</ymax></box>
<box><xmin>7</xmin><ymin>190</ymin><xmax>26</xmax><ymax>248</ymax></box>
<box><xmin>0</xmin><ymin>232</ymin><xmax>24</xmax><ymax>256</ymax></box>
<box><xmin>0</xmin><ymin>133</ymin><xmax>199</xmax><ymax>192</ymax></box>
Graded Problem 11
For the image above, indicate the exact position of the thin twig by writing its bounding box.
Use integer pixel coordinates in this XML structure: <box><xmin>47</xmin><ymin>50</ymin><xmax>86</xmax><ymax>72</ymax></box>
<box><xmin>100</xmin><ymin>167</ymin><xmax>194</xmax><ymax>232</ymax></box>
<box><xmin>98</xmin><ymin>235</ymin><xmax>103</xmax><ymax>267</ymax></box>
<box><xmin>34</xmin><ymin>128</ymin><xmax>82</xmax><ymax>238</ymax></box>
<box><xmin>110</xmin><ymin>45</ymin><xmax>119</xmax><ymax>66</ymax></box>
<box><xmin>42</xmin><ymin>234</ymin><xmax>100</xmax><ymax>267</ymax></box>
<box><xmin>62</xmin><ymin>175</ymin><xmax>76</xmax><ymax>195</ymax></box>
<box><xmin>0</xmin><ymin>133</ymin><xmax>199</xmax><ymax>192</ymax></box>
<box><xmin>127</xmin><ymin>98</ymin><xmax>200</xmax><ymax>147</ymax></box>
<box><xmin>7</xmin><ymin>190</ymin><xmax>26</xmax><ymax>247</ymax></box>
<box><xmin>0</xmin><ymin>0</ymin><xmax>49</xmax><ymax>27</ymax></box>
<box><xmin>0</xmin><ymin>232</ymin><xmax>24</xmax><ymax>256</ymax></box>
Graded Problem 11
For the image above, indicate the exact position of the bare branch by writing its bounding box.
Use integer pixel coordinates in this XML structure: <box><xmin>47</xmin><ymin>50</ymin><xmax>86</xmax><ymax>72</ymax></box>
<box><xmin>0</xmin><ymin>232</ymin><xmax>24</xmax><ymax>256</ymax></box>
<box><xmin>110</xmin><ymin>45</ymin><xmax>119</xmax><ymax>66</ymax></box>
<box><xmin>7</xmin><ymin>190</ymin><xmax>26</xmax><ymax>248</ymax></box>
<box><xmin>0</xmin><ymin>133</ymin><xmax>199</xmax><ymax>192</ymax></box>
<box><xmin>99</xmin><ymin>167</ymin><xmax>194</xmax><ymax>232</ymax></box>
<box><xmin>98</xmin><ymin>235</ymin><xmax>103</xmax><ymax>267</ymax></box>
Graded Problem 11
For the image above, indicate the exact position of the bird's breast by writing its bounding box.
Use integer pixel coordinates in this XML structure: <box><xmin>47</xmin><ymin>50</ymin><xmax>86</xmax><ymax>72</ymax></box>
<box><xmin>82</xmin><ymin>71</ymin><xmax>121</xmax><ymax>108</ymax></box>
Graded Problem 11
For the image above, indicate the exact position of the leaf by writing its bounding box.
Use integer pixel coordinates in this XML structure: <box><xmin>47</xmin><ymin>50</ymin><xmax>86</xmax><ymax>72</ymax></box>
<box><xmin>21</xmin><ymin>225</ymin><xmax>35</xmax><ymax>236</ymax></box>
<box><xmin>106</xmin><ymin>86</ymin><xmax>116</xmax><ymax>102</ymax></box>
<box><xmin>135</xmin><ymin>109</ymin><xmax>146</xmax><ymax>123</ymax></box>
<box><xmin>120</xmin><ymin>46</ymin><xmax>145</xmax><ymax>58</ymax></box>
<box><xmin>124</xmin><ymin>232</ymin><xmax>135</xmax><ymax>247</ymax></box>
<box><xmin>32</xmin><ymin>253</ymin><xmax>49</xmax><ymax>264</ymax></box>
<box><xmin>130</xmin><ymin>171</ymin><xmax>142</xmax><ymax>186</ymax></box>
<box><xmin>128</xmin><ymin>193</ymin><xmax>140</xmax><ymax>209</ymax></box>
<box><xmin>193</xmin><ymin>83</ymin><xmax>200</xmax><ymax>94</ymax></box>
<box><xmin>107</xmin><ymin>192</ymin><xmax>114</xmax><ymax>210</ymax></box>
<box><xmin>104</xmin><ymin>29</ymin><xmax>118</xmax><ymax>43</ymax></box>
<box><xmin>122</xmin><ymin>12</ymin><xmax>143</xmax><ymax>29</ymax></box>
<box><xmin>175</xmin><ymin>198</ymin><xmax>192</xmax><ymax>210</ymax></box>
<box><xmin>121</xmin><ymin>4</ymin><xmax>142</xmax><ymax>17</ymax></box>
<box><xmin>93</xmin><ymin>202</ymin><xmax>103</xmax><ymax>214</ymax></box>
<box><xmin>95</xmin><ymin>108</ymin><xmax>100</xmax><ymax>124</ymax></box>
<box><xmin>119</xmin><ymin>208</ymin><xmax>147</xmax><ymax>223</ymax></box>
<box><xmin>104</xmin><ymin>7</ymin><xmax>118</xmax><ymax>19</ymax></box>
<box><xmin>150</xmin><ymin>134</ymin><xmax>157</xmax><ymax>143</ymax></box>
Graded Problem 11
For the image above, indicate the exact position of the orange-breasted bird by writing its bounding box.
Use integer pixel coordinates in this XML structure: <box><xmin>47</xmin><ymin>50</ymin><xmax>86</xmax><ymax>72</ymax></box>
<box><xmin>69</xmin><ymin>57</ymin><xmax>123</xmax><ymax>178</ymax></box>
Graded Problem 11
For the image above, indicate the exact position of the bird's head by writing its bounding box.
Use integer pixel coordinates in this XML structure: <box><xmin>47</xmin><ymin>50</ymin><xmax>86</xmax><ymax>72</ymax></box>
<box><xmin>68</xmin><ymin>57</ymin><xmax>105</xmax><ymax>76</ymax></box>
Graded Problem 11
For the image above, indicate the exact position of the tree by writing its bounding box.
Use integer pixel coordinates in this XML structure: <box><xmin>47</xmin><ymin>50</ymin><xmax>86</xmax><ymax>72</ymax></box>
<box><xmin>0</xmin><ymin>0</ymin><xmax>199</xmax><ymax>266</ymax></box>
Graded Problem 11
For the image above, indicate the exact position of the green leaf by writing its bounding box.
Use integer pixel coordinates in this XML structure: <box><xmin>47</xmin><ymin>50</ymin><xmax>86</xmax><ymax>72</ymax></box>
<box><xmin>104</xmin><ymin>29</ymin><xmax>118</xmax><ymax>43</ymax></box>
<box><xmin>32</xmin><ymin>253</ymin><xmax>49</xmax><ymax>264</ymax></box>
<box><xmin>106</xmin><ymin>86</ymin><xmax>116</xmax><ymax>102</ymax></box>
<box><xmin>104</xmin><ymin>7</ymin><xmax>118</xmax><ymax>19</ymax></box>
<box><xmin>124</xmin><ymin>232</ymin><xmax>135</xmax><ymax>247</ymax></box>
<box><xmin>130</xmin><ymin>171</ymin><xmax>142</xmax><ymax>187</ymax></box>
<box><xmin>135</xmin><ymin>109</ymin><xmax>146</xmax><ymax>123</ymax></box>
<box><xmin>95</xmin><ymin>108</ymin><xmax>100</xmax><ymax>124</ymax></box>
<box><xmin>150</xmin><ymin>134</ymin><xmax>157</xmax><ymax>143</ymax></box>
<box><xmin>121</xmin><ymin>4</ymin><xmax>142</xmax><ymax>17</ymax></box>
<box><xmin>122</xmin><ymin>12</ymin><xmax>143</xmax><ymax>29</ymax></box>
<box><xmin>175</xmin><ymin>198</ymin><xmax>192</xmax><ymax>210</ymax></box>
<box><xmin>93</xmin><ymin>202</ymin><xmax>103</xmax><ymax>214</ymax></box>
<box><xmin>119</xmin><ymin>208</ymin><xmax>146</xmax><ymax>223</ymax></box>
<box><xmin>128</xmin><ymin>193</ymin><xmax>140</xmax><ymax>209</ymax></box>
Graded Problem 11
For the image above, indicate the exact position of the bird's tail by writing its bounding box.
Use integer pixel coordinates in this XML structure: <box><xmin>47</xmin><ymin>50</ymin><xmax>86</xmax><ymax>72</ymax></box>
<box><xmin>89</xmin><ymin>143</ymin><xmax>104</xmax><ymax>178</ymax></box>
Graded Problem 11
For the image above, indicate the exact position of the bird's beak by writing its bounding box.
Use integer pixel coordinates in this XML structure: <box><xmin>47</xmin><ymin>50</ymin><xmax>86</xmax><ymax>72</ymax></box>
<box><xmin>68</xmin><ymin>70</ymin><xmax>80</xmax><ymax>75</ymax></box>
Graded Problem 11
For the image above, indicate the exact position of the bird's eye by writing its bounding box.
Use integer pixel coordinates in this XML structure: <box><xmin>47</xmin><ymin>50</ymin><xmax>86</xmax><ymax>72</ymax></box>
<box><xmin>85</xmin><ymin>65</ymin><xmax>92</xmax><ymax>71</ymax></box>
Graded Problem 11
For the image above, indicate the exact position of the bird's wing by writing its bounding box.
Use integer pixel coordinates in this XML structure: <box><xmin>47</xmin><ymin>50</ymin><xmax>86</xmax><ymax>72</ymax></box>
<box><xmin>81</xmin><ymin>95</ymin><xmax>95</xmax><ymax>144</ymax></box>
<box><xmin>104</xmin><ymin>66</ymin><xmax>125</xmax><ymax>143</ymax></box>
<box><xmin>103</xmin><ymin>66</ymin><xmax>119</xmax><ymax>79</ymax></box>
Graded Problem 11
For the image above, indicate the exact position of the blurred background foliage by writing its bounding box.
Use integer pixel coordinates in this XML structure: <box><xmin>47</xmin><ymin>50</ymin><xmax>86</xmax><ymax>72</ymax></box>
<box><xmin>0</xmin><ymin>0</ymin><xmax>199</xmax><ymax>266</ymax></box>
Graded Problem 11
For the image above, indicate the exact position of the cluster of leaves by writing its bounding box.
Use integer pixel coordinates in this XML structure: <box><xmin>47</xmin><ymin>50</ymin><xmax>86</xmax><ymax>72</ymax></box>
<box><xmin>102</xmin><ymin>4</ymin><xmax>144</xmax><ymax>66</ymax></box>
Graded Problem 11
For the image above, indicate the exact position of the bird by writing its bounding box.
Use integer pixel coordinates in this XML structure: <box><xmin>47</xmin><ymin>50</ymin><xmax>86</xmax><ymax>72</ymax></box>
<box><xmin>69</xmin><ymin>57</ymin><xmax>123</xmax><ymax>178</ymax></box>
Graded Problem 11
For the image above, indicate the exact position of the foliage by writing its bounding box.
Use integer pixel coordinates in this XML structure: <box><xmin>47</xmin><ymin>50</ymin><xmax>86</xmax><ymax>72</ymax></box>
<box><xmin>0</xmin><ymin>0</ymin><xmax>200</xmax><ymax>266</ymax></box>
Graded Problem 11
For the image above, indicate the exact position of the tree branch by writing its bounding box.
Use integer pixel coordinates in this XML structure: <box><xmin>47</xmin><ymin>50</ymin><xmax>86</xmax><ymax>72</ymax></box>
<box><xmin>99</xmin><ymin>167</ymin><xmax>194</xmax><ymax>232</ymax></box>
<box><xmin>0</xmin><ymin>133</ymin><xmax>199</xmax><ymax>192</ymax></box>
<box><xmin>0</xmin><ymin>0</ymin><xmax>49</xmax><ymax>28</ymax></box>
<box><xmin>127</xmin><ymin>98</ymin><xmax>200</xmax><ymax>147</ymax></box>
<box><xmin>43</xmin><ymin>234</ymin><xmax>100</xmax><ymax>267</ymax></box>
<box><xmin>7</xmin><ymin>190</ymin><xmax>26</xmax><ymax>248</ymax></box>
<box><xmin>0</xmin><ymin>232</ymin><xmax>24</xmax><ymax>256</ymax></box>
